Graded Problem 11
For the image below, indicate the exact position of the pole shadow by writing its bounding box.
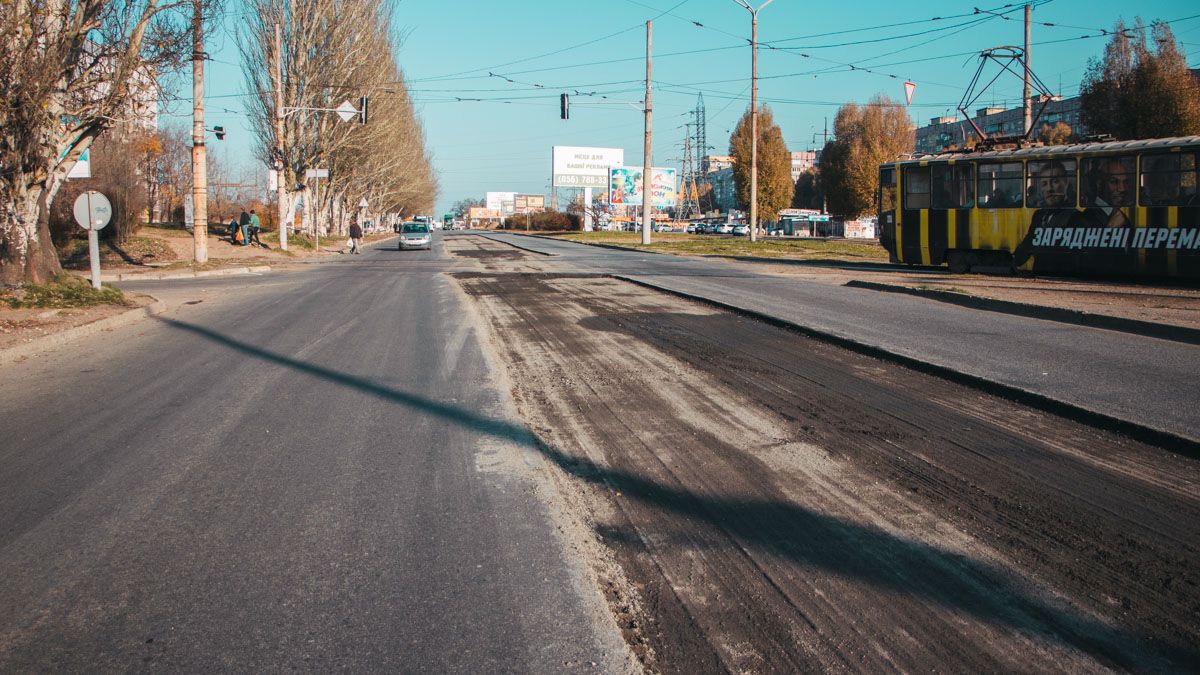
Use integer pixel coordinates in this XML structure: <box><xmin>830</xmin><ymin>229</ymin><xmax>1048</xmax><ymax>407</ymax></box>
<box><xmin>157</xmin><ymin>316</ymin><xmax>1197</xmax><ymax>670</ymax></box>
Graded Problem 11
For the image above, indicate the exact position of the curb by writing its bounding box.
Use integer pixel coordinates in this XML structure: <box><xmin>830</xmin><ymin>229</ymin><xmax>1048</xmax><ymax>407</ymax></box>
<box><xmin>610</xmin><ymin>274</ymin><xmax>1199</xmax><ymax>457</ymax></box>
<box><xmin>845</xmin><ymin>279</ymin><xmax>1200</xmax><ymax>346</ymax></box>
<box><xmin>477</xmin><ymin>233</ymin><xmax>558</xmax><ymax>256</ymax></box>
<box><xmin>0</xmin><ymin>299</ymin><xmax>167</xmax><ymax>365</ymax></box>
<box><xmin>100</xmin><ymin>266</ymin><xmax>271</xmax><ymax>282</ymax></box>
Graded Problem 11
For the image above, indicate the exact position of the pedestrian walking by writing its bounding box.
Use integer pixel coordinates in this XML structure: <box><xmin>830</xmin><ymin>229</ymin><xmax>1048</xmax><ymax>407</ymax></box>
<box><xmin>247</xmin><ymin>209</ymin><xmax>266</xmax><ymax>248</ymax></box>
<box><xmin>238</xmin><ymin>209</ymin><xmax>251</xmax><ymax>246</ymax></box>
<box><xmin>349</xmin><ymin>219</ymin><xmax>364</xmax><ymax>255</ymax></box>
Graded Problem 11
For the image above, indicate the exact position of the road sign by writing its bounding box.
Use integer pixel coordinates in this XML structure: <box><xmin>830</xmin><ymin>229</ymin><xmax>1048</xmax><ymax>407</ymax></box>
<box><xmin>306</xmin><ymin>168</ymin><xmax>329</xmax><ymax>179</ymax></box>
<box><xmin>73</xmin><ymin>191</ymin><xmax>112</xmax><ymax>230</ymax></box>
<box><xmin>336</xmin><ymin>100</ymin><xmax>358</xmax><ymax>122</ymax></box>
<box><xmin>72</xmin><ymin>191</ymin><xmax>111</xmax><ymax>290</ymax></box>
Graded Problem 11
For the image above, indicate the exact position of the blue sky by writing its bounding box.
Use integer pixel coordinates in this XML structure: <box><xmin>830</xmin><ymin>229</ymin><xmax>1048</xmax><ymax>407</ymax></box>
<box><xmin>180</xmin><ymin>0</ymin><xmax>1200</xmax><ymax>215</ymax></box>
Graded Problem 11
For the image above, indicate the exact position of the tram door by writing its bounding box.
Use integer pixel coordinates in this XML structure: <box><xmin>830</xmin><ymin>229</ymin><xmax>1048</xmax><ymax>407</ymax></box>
<box><xmin>879</xmin><ymin>167</ymin><xmax>898</xmax><ymax>259</ymax></box>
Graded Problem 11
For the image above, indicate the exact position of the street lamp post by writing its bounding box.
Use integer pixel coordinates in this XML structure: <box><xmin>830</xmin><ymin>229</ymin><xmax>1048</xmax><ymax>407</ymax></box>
<box><xmin>733</xmin><ymin>0</ymin><xmax>774</xmax><ymax>242</ymax></box>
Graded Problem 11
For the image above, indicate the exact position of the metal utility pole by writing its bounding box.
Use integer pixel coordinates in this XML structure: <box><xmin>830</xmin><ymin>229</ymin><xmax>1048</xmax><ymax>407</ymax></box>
<box><xmin>641</xmin><ymin>20</ymin><xmax>652</xmax><ymax>245</ymax></box>
<box><xmin>274</xmin><ymin>22</ymin><xmax>289</xmax><ymax>251</ymax></box>
<box><xmin>191</xmin><ymin>0</ymin><xmax>208</xmax><ymax>263</ymax></box>
<box><xmin>734</xmin><ymin>0</ymin><xmax>774</xmax><ymax>242</ymax></box>
<box><xmin>1023</xmin><ymin>4</ymin><xmax>1032</xmax><ymax>135</ymax></box>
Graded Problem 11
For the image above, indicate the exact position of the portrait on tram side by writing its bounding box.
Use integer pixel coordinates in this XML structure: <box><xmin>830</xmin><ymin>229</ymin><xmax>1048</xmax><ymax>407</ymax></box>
<box><xmin>1081</xmin><ymin>155</ymin><xmax>1135</xmax><ymax>229</ymax></box>
<box><xmin>1013</xmin><ymin>159</ymin><xmax>1083</xmax><ymax>269</ymax></box>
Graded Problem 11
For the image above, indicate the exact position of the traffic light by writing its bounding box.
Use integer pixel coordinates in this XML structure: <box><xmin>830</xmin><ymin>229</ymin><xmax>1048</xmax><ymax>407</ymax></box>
<box><xmin>560</xmin><ymin>93</ymin><xmax>569</xmax><ymax>120</ymax></box>
<box><xmin>213</xmin><ymin>126</ymin><xmax>225</xmax><ymax>140</ymax></box>
<box><xmin>359</xmin><ymin>96</ymin><xmax>369</xmax><ymax>125</ymax></box>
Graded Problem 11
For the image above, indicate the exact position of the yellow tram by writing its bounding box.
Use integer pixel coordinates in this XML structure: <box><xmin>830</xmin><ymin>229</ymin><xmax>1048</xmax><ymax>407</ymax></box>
<box><xmin>878</xmin><ymin>136</ymin><xmax>1200</xmax><ymax>278</ymax></box>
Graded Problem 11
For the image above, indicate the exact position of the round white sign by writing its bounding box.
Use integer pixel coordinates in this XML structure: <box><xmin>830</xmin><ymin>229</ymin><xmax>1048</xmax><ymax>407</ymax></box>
<box><xmin>73</xmin><ymin>191</ymin><xmax>112</xmax><ymax>231</ymax></box>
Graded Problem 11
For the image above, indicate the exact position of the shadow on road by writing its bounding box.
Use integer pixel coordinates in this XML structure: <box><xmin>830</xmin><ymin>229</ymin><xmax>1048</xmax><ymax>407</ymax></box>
<box><xmin>158</xmin><ymin>315</ymin><xmax>1195</xmax><ymax>670</ymax></box>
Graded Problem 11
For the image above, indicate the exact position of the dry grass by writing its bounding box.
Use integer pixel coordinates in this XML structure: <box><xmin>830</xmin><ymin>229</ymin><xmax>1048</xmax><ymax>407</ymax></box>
<box><xmin>2</xmin><ymin>274</ymin><xmax>128</xmax><ymax>309</ymax></box>
<box><xmin>539</xmin><ymin>231</ymin><xmax>888</xmax><ymax>260</ymax></box>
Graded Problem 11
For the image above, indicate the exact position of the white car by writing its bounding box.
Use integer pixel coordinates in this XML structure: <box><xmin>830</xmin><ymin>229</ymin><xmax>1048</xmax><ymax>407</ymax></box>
<box><xmin>732</xmin><ymin>225</ymin><xmax>749</xmax><ymax>236</ymax></box>
<box><xmin>716</xmin><ymin>224</ymin><xmax>734</xmax><ymax>234</ymax></box>
<box><xmin>398</xmin><ymin>222</ymin><xmax>432</xmax><ymax>250</ymax></box>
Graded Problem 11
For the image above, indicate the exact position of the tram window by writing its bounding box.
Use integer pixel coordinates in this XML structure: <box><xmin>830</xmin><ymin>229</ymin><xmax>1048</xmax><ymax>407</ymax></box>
<box><xmin>879</xmin><ymin>167</ymin><xmax>897</xmax><ymax>213</ymax></box>
<box><xmin>1140</xmin><ymin>152</ymin><xmax>1199</xmax><ymax>206</ymax></box>
<box><xmin>903</xmin><ymin>166</ymin><xmax>930</xmax><ymax>209</ymax></box>
<box><xmin>1027</xmin><ymin>159</ymin><xmax>1077</xmax><ymax>209</ymax></box>
<box><xmin>1082</xmin><ymin>155</ymin><xmax>1135</xmax><ymax>207</ymax></box>
<box><xmin>978</xmin><ymin>162</ymin><xmax>1024</xmax><ymax>208</ymax></box>
<box><xmin>931</xmin><ymin>164</ymin><xmax>975</xmax><ymax>209</ymax></box>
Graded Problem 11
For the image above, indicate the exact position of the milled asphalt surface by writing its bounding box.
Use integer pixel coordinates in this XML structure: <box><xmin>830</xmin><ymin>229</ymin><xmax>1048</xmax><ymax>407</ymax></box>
<box><xmin>480</xmin><ymin>232</ymin><xmax>1200</xmax><ymax>447</ymax></box>
<box><xmin>0</xmin><ymin>236</ymin><xmax>632</xmax><ymax>671</ymax></box>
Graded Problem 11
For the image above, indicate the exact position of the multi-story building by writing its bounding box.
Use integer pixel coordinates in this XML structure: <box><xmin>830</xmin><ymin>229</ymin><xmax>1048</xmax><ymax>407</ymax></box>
<box><xmin>914</xmin><ymin>95</ymin><xmax>1088</xmax><ymax>154</ymax></box>
<box><xmin>707</xmin><ymin>167</ymin><xmax>738</xmax><ymax>213</ymax></box>
<box><xmin>703</xmin><ymin>155</ymin><xmax>733</xmax><ymax>174</ymax></box>
<box><xmin>790</xmin><ymin>150</ymin><xmax>818</xmax><ymax>182</ymax></box>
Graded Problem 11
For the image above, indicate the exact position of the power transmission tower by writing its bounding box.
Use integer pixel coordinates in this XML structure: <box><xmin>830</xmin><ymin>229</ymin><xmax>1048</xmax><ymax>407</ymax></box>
<box><xmin>690</xmin><ymin>93</ymin><xmax>714</xmax><ymax>214</ymax></box>
<box><xmin>693</xmin><ymin>93</ymin><xmax>707</xmax><ymax>174</ymax></box>
<box><xmin>679</xmin><ymin>124</ymin><xmax>699</xmax><ymax>219</ymax></box>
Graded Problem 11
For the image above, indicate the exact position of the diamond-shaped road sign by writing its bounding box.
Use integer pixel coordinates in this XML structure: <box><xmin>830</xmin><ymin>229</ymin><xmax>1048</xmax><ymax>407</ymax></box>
<box><xmin>336</xmin><ymin>100</ymin><xmax>358</xmax><ymax>122</ymax></box>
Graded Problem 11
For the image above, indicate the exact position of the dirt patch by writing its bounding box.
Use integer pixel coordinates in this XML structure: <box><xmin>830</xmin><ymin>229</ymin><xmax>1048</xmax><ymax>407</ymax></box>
<box><xmin>0</xmin><ymin>293</ymin><xmax>154</xmax><ymax>352</ymax></box>
<box><xmin>443</xmin><ymin>235</ymin><xmax>557</xmax><ymax>274</ymax></box>
<box><xmin>59</xmin><ymin>235</ymin><xmax>179</xmax><ymax>270</ymax></box>
<box><xmin>454</xmin><ymin>272</ymin><xmax>1200</xmax><ymax>673</ymax></box>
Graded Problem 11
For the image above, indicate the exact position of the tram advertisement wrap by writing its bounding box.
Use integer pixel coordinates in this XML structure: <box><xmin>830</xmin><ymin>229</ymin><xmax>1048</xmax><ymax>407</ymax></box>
<box><xmin>1027</xmin><ymin>225</ymin><xmax>1199</xmax><ymax>251</ymax></box>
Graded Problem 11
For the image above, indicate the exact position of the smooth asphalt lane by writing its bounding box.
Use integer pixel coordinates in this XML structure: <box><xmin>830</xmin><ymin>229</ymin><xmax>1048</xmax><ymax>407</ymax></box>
<box><xmin>481</xmin><ymin>232</ymin><xmax>1200</xmax><ymax>445</ymax></box>
<box><xmin>0</xmin><ymin>234</ymin><xmax>632</xmax><ymax>671</ymax></box>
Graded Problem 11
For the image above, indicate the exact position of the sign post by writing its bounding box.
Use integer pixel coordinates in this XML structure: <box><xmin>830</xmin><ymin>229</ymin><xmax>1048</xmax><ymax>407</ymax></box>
<box><xmin>72</xmin><ymin>191</ymin><xmax>112</xmax><ymax>289</ymax></box>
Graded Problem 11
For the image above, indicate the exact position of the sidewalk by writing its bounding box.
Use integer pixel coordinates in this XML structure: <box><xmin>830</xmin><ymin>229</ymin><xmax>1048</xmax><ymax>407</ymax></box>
<box><xmin>0</xmin><ymin>295</ymin><xmax>165</xmax><ymax>365</ymax></box>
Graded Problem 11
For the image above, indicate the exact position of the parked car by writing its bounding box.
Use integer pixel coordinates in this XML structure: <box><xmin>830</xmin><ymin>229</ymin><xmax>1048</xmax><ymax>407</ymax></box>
<box><xmin>398</xmin><ymin>222</ymin><xmax>432</xmax><ymax>250</ymax></box>
<box><xmin>732</xmin><ymin>224</ymin><xmax>749</xmax><ymax>236</ymax></box>
<box><xmin>715</xmin><ymin>223</ymin><xmax>734</xmax><ymax>234</ymax></box>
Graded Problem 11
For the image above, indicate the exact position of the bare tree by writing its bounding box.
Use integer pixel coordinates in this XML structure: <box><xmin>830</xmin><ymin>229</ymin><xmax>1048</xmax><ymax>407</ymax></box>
<box><xmin>0</xmin><ymin>0</ymin><xmax>217</xmax><ymax>283</ymax></box>
<box><xmin>241</xmin><ymin>0</ymin><xmax>435</xmax><ymax>238</ymax></box>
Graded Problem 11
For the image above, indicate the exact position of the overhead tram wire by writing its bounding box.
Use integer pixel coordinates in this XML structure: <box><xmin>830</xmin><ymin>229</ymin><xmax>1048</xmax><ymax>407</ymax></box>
<box><xmin>409</xmin><ymin>0</ymin><xmax>694</xmax><ymax>84</ymax></box>
<box><xmin>223</xmin><ymin>6</ymin><xmax>1200</xmax><ymax>114</ymax></box>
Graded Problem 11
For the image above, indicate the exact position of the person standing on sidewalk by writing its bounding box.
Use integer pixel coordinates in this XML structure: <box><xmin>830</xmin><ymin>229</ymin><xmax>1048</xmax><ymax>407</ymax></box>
<box><xmin>247</xmin><ymin>209</ymin><xmax>266</xmax><ymax>248</ymax></box>
<box><xmin>349</xmin><ymin>219</ymin><xmax>364</xmax><ymax>255</ymax></box>
<box><xmin>238</xmin><ymin>209</ymin><xmax>251</xmax><ymax>246</ymax></box>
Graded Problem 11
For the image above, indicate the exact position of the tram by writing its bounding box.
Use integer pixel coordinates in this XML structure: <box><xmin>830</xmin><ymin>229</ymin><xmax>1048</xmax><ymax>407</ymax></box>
<box><xmin>877</xmin><ymin>136</ymin><xmax>1200</xmax><ymax>279</ymax></box>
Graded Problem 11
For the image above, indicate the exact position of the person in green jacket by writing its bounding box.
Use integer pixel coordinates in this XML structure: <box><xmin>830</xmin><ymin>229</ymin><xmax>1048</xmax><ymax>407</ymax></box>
<box><xmin>247</xmin><ymin>209</ymin><xmax>266</xmax><ymax>248</ymax></box>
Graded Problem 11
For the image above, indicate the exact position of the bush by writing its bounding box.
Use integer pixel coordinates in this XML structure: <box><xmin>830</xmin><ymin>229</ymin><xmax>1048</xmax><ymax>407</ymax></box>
<box><xmin>505</xmin><ymin>210</ymin><xmax>580</xmax><ymax>231</ymax></box>
<box><xmin>3</xmin><ymin>273</ymin><xmax>127</xmax><ymax>308</ymax></box>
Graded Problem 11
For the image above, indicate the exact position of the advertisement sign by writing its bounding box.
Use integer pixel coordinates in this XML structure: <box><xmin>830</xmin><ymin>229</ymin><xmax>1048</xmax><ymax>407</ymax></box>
<box><xmin>484</xmin><ymin>192</ymin><xmax>513</xmax><ymax>212</ymax></box>
<box><xmin>66</xmin><ymin>148</ymin><xmax>91</xmax><ymax>179</ymax></box>
<box><xmin>486</xmin><ymin>191</ymin><xmax>516</xmax><ymax>215</ymax></box>
<box><xmin>609</xmin><ymin>167</ymin><xmax>677</xmax><ymax>208</ymax></box>
<box><xmin>468</xmin><ymin>207</ymin><xmax>501</xmax><ymax>220</ymax></box>
<box><xmin>553</xmin><ymin>146</ymin><xmax>625</xmax><ymax>188</ymax></box>
<box><xmin>513</xmin><ymin>194</ymin><xmax>545</xmax><ymax>212</ymax></box>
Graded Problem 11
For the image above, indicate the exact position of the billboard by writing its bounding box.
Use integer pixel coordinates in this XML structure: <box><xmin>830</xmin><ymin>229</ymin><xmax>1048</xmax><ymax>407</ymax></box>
<box><xmin>514</xmin><ymin>194</ymin><xmax>545</xmax><ymax>212</ymax></box>
<box><xmin>486</xmin><ymin>191</ymin><xmax>516</xmax><ymax>215</ymax></box>
<box><xmin>468</xmin><ymin>207</ymin><xmax>501</xmax><ymax>220</ymax></box>
<box><xmin>609</xmin><ymin>167</ymin><xmax>677</xmax><ymax>208</ymax></box>
<box><xmin>553</xmin><ymin>146</ymin><xmax>625</xmax><ymax>188</ymax></box>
